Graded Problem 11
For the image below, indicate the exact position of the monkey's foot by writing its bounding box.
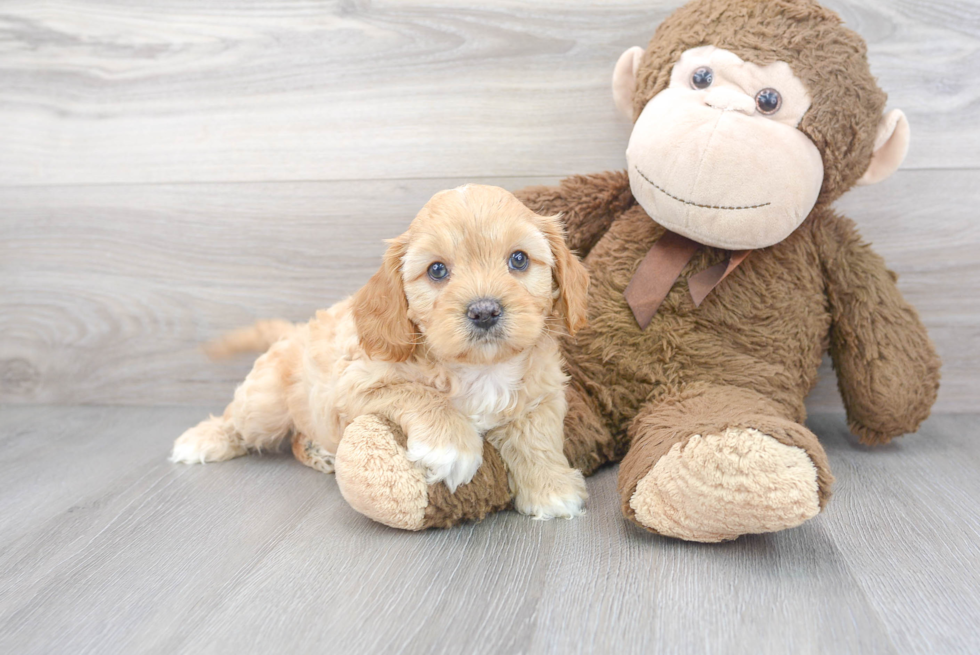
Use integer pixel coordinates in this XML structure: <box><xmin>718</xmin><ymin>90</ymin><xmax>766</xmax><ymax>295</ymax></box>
<box><xmin>628</xmin><ymin>427</ymin><xmax>820</xmax><ymax>542</ymax></box>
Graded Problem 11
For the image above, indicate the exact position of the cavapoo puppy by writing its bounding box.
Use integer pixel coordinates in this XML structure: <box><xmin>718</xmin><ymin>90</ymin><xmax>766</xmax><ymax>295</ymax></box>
<box><xmin>172</xmin><ymin>185</ymin><xmax>591</xmax><ymax>519</ymax></box>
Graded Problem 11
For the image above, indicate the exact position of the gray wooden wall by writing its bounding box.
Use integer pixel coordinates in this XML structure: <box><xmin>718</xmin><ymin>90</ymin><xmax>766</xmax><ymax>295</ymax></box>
<box><xmin>2</xmin><ymin>0</ymin><xmax>978</xmax><ymax>410</ymax></box>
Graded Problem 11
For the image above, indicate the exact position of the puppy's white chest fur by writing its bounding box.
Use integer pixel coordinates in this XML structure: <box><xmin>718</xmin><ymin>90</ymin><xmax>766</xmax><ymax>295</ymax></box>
<box><xmin>451</xmin><ymin>359</ymin><xmax>525</xmax><ymax>433</ymax></box>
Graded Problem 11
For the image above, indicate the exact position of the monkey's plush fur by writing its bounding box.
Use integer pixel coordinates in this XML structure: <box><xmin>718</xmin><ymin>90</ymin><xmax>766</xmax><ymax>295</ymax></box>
<box><xmin>324</xmin><ymin>0</ymin><xmax>941</xmax><ymax>540</ymax></box>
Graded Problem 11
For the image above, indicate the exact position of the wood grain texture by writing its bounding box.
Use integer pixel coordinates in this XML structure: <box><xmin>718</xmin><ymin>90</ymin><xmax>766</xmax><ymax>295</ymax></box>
<box><xmin>0</xmin><ymin>0</ymin><xmax>977</xmax><ymax>187</ymax></box>
<box><xmin>2</xmin><ymin>169</ymin><xmax>977</xmax><ymax>410</ymax></box>
<box><xmin>1</xmin><ymin>3</ymin><xmax>977</xmax><ymax>653</ymax></box>
<box><xmin>1</xmin><ymin>406</ymin><xmax>977</xmax><ymax>654</ymax></box>
<box><xmin>806</xmin><ymin>414</ymin><xmax>980</xmax><ymax>655</ymax></box>
<box><xmin>1</xmin><ymin>0</ymin><xmax>976</xmax><ymax>409</ymax></box>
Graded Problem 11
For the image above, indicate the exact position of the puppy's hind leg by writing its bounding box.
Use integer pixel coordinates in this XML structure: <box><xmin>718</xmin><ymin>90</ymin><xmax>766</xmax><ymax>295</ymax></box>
<box><xmin>172</xmin><ymin>339</ymin><xmax>297</xmax><ymax>464</ymax></box>
<box><xmin>292</xmin><ymin>434</ymin><xmax>336</xmax><ymax>473</ymax></box>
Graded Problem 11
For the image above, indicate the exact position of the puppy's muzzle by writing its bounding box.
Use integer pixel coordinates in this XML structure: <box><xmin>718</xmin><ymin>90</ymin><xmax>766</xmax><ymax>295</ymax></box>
<box><xmin>466</xmin><ymin>298</ymin><xmax>502</xmax><ymax>331</ymax></box>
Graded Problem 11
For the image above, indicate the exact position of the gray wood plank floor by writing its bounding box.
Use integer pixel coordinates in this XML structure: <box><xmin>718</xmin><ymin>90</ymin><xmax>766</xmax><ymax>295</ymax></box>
<box><xmin>1</xmin><ymin>406</ymin><xmax>978</xmax><ymax>655</ymax></box>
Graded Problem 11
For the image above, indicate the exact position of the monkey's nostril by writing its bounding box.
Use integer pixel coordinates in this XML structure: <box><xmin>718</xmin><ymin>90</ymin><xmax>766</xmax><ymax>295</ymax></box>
<box><xmin>466</xmin><ymin>299</ymin><xmax>503</xmax><ymax>330</ymax></box>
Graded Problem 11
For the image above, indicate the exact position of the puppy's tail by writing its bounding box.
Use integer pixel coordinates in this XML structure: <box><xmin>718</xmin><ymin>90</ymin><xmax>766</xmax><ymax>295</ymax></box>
<box><xmin>203</xmin><ymin>319</ymin><xmax>297</xmax><ymax>360</ymax></box>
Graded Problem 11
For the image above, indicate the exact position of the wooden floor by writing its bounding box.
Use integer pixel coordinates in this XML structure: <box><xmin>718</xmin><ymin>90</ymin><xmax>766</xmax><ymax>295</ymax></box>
<box><xmin>1</xmin><ymin>407</ymin><xmax>978</xmax><ymax>654</ymax></box>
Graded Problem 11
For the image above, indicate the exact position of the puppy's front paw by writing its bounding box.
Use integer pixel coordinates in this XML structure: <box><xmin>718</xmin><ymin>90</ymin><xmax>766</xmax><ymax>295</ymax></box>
<box><xmin>406</xmin><ymin>435</ymin><xmax>483</xmax><ymax>493</ymax></box>
<box><xmin>171</xmin><ymin>418</ymin><xmax>246</xmax><ymax>464</ymax></box>
<box><xmin>515</xmin><ymin>468</ymin><xmax>588</xmax><ymax>520</ymax></box>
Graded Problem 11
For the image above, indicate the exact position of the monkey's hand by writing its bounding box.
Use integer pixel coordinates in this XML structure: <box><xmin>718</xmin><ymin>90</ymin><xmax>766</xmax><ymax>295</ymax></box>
<box><xmin>817</xmin><ymin>212</ymin><xmax>941</xmax><ymax>445</ymax></box>
<box><xmin>515</xmin><ymin>171</ymin><xmax>635</xmax><ymax>257</ymax></box>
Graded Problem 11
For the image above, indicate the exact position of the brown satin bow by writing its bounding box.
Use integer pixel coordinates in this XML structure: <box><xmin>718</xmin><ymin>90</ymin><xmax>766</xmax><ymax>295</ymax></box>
<box><xmin>623</xmin><ymin>230</ymin><xmax>749</xmax><ymax>329</ymax></box>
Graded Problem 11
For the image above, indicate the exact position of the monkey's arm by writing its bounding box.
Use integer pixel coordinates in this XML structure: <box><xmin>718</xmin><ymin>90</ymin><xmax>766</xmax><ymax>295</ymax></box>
<box><xmin>816</xmin><ymin>211</ymin><xmax>941</xmax><ymax>445</ymax></box>
<box><xmin>515</xmin><ymin>171</ymin><xmax>634</xmax><ymax>257</ymax></box>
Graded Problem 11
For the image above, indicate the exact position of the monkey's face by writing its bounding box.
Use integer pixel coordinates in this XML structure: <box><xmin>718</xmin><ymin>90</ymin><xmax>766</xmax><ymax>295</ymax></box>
<box><xmin>624</xmin><ymin>46</ymin><xmax>824</xmax><ymax>250</ymax></box>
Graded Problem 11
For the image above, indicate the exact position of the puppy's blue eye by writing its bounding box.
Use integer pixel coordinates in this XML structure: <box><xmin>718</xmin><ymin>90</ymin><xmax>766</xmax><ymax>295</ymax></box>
<box><xmin>508</xmin><ymin>251</ymin><xmax>529</xmax><ymax>271</ymax></box>
<box><xmin>427</xmin><ymin>262</ymin><xmax>448</xmax><ymax>281</ymax></box>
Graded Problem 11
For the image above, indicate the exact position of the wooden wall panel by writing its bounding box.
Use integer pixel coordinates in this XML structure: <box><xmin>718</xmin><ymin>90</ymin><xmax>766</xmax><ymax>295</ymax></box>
<box><xmin>0</xmin><ymin>0</ymin><xmax>977</xmax><ymax>186</ymax></box>
<box><xmin>0</xmin><ymin>0</ymin><xmax>976</xmax><ymax>408</ymax></box>
<box><xmin>2</xmin><ymin>170</ymin><xmax>976</xmax><ymax>409</ymax></box>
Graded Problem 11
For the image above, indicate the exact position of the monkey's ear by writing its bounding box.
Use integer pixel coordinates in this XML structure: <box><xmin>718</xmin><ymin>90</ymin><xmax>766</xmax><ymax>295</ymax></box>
<box><xmin>612</xmin><ymin>46</ymin><xmax>645</xmax><ymax>120</ymax></box>
<box><xmin>856</xmin><ymin>109</ymin><xmax>910</xmax><ymax>186</ymax></box>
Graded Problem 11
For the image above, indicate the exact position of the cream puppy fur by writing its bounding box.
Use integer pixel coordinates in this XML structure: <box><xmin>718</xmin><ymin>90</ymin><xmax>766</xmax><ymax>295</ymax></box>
<box><xmin>172</xmin><ymin>185</ymin><xmax>591</xmax><ymax>520</ymax></box>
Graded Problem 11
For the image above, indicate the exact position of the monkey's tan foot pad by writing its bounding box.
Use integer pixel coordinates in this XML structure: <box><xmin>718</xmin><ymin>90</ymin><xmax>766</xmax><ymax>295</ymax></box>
<box><xmin>629</xmin><ymin>427</ymin><xmax>820</xmax><ymax>542</ymax></box>
<box><xmin>335</xmin><ymin>415</ymin><xmax>429</xmax><ymax>531</ymax></box>
<box><xmin>291</xmin><ymin>435</ymin><xmax>337</xmax><ymax>474</ymax></box>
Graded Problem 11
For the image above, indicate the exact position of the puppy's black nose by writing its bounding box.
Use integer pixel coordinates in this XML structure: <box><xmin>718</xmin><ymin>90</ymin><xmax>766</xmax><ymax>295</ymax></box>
<box><xmin>466</xmin><ymin>298</ymin><xmax>502</xmax><ymax>330</ymax></box>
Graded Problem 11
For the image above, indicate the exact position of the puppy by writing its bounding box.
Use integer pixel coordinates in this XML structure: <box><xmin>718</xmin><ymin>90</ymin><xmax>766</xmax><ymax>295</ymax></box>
<box><xmin>172</xmin><ymin>185</ymin><xmax>591</xmax><ymax>519</ymax></box>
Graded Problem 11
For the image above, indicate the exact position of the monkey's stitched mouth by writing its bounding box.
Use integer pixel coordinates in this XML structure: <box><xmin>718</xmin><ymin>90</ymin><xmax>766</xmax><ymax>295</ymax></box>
<box><xmin>635</xmin><ymin>167</ymin><xmax>771</xmax><ymax>210</ymax></box>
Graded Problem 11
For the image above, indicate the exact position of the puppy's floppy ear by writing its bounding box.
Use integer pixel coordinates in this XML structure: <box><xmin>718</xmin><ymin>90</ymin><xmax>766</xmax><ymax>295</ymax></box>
<box><xmin>537</xmin><ymin>213</ymin><xmax>590</xmax><ymax>335</ymax></box>
<box><xmin>352</xmin><ymin>233</ymin><xmax>418</xmax><ymax>362</ymax></box>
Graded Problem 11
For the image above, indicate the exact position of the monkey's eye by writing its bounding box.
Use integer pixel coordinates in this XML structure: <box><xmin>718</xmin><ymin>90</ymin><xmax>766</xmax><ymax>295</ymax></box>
<box><xmin>691</xmin><ymin>67</ymin><xmax>713</xmax><ymax>90</ymax></box>
<box><xmin>508</xmin><ymin>251</ymin><xmax>529</xmax><ymax>272</ymax></box>
<box><xmin>755</xmin><ymin>88</ymin><xmax>782</xmax><ymax>115</ymax></box>
<box><xmin>427</xmin><ymin>262</ymin><xmax>449</xmax><ymax>281</ymax></box>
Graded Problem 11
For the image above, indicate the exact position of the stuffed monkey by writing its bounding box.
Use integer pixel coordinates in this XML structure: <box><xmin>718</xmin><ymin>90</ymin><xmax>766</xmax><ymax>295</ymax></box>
<box><xmin>318</xmin><ymin>0</ymin><xmax>941</xmax><ymax>541</ymax></box>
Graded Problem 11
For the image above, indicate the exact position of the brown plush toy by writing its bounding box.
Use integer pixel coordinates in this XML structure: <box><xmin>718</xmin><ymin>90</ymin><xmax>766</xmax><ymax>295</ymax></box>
<box><xmin>315</xmin><ymin>0</ymin><xmax>941</xmax><ymax>541</ymax></box>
